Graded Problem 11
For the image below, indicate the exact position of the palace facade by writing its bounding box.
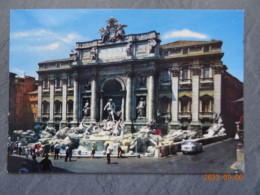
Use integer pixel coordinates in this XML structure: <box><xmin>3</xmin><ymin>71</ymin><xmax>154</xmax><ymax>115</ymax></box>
<box><xmin>37</xmin><ymin>18</ymin><xmax>243</xmax><ymax>136</ymax></box>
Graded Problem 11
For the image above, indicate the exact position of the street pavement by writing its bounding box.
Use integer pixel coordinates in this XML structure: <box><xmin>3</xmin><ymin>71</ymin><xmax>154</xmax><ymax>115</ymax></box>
<box><xmin>8</xmin><ymin>138</ymin><xmax>237</xmax><ymax>174</ymax></box>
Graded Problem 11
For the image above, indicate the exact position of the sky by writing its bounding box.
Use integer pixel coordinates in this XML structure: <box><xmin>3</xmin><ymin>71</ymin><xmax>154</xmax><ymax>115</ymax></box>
<box><xmin>10</xmin><ymin>9</ymin><xmax>244</xmax><ymax>81</ymax></box>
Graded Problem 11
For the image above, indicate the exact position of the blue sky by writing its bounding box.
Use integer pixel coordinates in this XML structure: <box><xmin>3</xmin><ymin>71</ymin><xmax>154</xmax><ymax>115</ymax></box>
<box><xmin>10</xmin><ymin>9</ymin><xmax>244</xmax><ymax>81</ymax></box>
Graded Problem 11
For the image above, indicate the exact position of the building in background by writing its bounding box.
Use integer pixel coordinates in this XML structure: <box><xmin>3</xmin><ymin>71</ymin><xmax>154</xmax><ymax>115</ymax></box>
<box><xmin>27</xmin><ymin>90</ymin><xmax>38</xmax><ymax>126</ymax></box>
<box><xmin>9</xmin><ymin>72</ymin><xmax>17</xmax><ymax>135</ymax></box>
<box><xmin>36</xmin><ymin>18</ymin><xmax>243</xmax><ymax>136</ymax></box>
<box><xmin>14</xmin><ymin>75</ymin><xmax>37</xmax><ymax>131</ymax></box>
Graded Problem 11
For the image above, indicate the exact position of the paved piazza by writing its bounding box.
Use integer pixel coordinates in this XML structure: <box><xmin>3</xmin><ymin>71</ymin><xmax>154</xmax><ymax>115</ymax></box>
<box><xmin>8</xmin><ymin>139</ymin><xmax>236</xmax><ymax>174</ymax></box>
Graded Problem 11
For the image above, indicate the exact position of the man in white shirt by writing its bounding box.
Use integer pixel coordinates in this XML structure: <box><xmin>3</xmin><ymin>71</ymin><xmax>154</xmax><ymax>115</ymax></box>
<box><xmin>106</xmin><ymin>143</ymin><xmax>113</xmax><ymax>164</ymax></box>
<box><xmin>54</xmin><ymin>142</ymin><xmax>60</xmax><ymax>160</ymax></box>
<box><xmin>18</xmin><ymin>142</ymin><xmax>22</xmax><ymax>155</ymax></box>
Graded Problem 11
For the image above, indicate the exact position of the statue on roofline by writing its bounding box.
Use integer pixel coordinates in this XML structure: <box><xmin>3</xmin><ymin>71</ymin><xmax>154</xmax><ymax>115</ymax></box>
<box><xmin>99</xmin><ymin>17</ymin><xmax>128</xmax><ymax>43</ymax></box>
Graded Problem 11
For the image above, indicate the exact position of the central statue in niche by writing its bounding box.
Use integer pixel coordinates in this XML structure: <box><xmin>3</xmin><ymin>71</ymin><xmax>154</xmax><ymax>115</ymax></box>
<box><xmin>104</xmin><ymin>99</ymin><xmax>116</xmax><ymax>121</ymax></box>
<box><xmin>99</xmin><ymin>17</ymin><xmax>127</xmax><ymax>43</ymax></box>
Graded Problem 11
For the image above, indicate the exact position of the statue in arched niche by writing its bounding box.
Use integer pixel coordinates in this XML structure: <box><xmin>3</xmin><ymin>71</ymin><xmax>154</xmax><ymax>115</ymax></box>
<box><xmin>104</xmin><ymin>99</ymin><xmax>116</xmax><ymax>122</ymax></box>
<box><xmin>136</xmin><ymin>97</ymin><xmax>146</xmax><ymax>118</ymax></box>
<box><xmin>83</xmin><ymin>100</ymin><xmax>90</xmax><ymax>117</ymax></box>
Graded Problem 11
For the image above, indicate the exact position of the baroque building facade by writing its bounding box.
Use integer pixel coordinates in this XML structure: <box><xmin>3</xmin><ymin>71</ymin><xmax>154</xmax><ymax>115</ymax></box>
<box><xmin>37</xmin><ymin>18</ymin><xmax>242</xmax><ymax>136</ymax></box>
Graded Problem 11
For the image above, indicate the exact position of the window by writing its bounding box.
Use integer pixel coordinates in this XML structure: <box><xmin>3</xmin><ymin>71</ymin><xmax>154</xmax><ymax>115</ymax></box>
<box><xmin>181</xmin><ymin>68</ymin><xmax>189</xmax><ymax>80</ymax></box>
<box><xmin>203</xmin><ymin>67</ymin><xmax>210</xmax><ymax>78</ymax></box>
<box><xmin>68</xmin><ymin>77</ymin><xmax>74</xmax><ymax>87</ymax></box>
<box><xmin>43</xmin><ymin>78</ymin><xmax>49</xmax><ymax>89</ymax></box>
<box><xmin>56</xmin><ymin>63</ymin><xmax>60</xmax><ymax>68</ymax></box>
<box><xmin>67</xmin><ymin>100</ymin><xmax>73</xmax><ymax>113</ymax></box>
<box><xmin>161</xmin><ymin>70</ymin><xmax>170</xmax><ymax>83</ymax></box>
<box><xmin>159</xmin><ymin>96</ymin><xmax>170</xmax><ymax>116</ymax></box>
<box><xmin>183</xmin><ymin>48</ymin><xmax>188</xmax><ymax>55</ymax></box>
<box><xmin>200</xmin><ymin>95</ymin><xmax>213</xmax><ymax>113</ymax></box>
<box><xmin>180</xmin><ymin>96</ymin><xmax>191</xmax><ymax>113</ymax></box>
<box><xmin>55</xmin><ymin>77</ymin><xmax>61</xmax><ymax>88</ymax></box>
<box><xmin>54</xmin><ymin>100</ymin><xmax>62</xmax><ymax>113</ymax></box>
<box><xmin>204</xmin><ymin>46</ymin><xmax>209</xmax><ymax>52</ymax></box>
<box><xmin>42</xmin><ymin>101</ymin><xmax>49</xmax><ymax>113</ymax></box>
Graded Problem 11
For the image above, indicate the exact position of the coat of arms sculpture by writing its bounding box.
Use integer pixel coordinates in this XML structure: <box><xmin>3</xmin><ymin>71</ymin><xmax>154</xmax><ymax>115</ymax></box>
<box><xmin>99</xmin><ymin>17</ymin><xmax>127</xmax><ymax>43</ymax></box>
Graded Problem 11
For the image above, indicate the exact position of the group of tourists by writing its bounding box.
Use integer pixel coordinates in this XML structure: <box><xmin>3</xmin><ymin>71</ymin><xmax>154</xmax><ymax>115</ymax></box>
<box><xmin>8</xmin><ymin>142</ymin><xmax>45</xmax><ymax>157</ymax></box>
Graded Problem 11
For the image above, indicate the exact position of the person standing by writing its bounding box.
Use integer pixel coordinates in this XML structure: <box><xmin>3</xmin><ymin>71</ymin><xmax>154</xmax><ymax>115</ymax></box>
<box><xmin>18</xmin><ymin>141</ymin><xmax>22</xmax><ymax>155</ymax></box>
<box><xmin>106</xmin><ymin>143</ymin><xmax>113</xmax><ymax>164</ymax></box>
<box><xmin>50</xmin><ymin>142</ymin><xmax>54</xmax><ymax>154</ymax></box>
<box><xmin>65</xmin><ymin>145</ymin><xmax>70</xmax><ymax>162</ymax></box>
<box><xmin>25</xmin><ymin>146</ymin><xmax>29</xmax><ymax>158</ymax></box>
<box><xmin>91</xmin><ymin>143</ymin><xmax>96</xmax><ymax>159</ymax></box>
<box><xmin>68</xmin><ymin>144</ymin><xmax>73</xmax><ymax>161</ymax></box>
<box><xmin>31</xmin><ymin>155</ymin><xmax>39</xmax><ymax>173</ymax></box>
<box><xmin>54</xmin><ymin>142</ymin><xmax>60</xmax><ymax>160</ymax></box>
<box><xmin>117</xmin><ymin>142</ymin><xmax>122</xmax><ymax>158</ymax></box>
<box><xmin>40</xmin><ymin>154</ymin><xmax>52</xmax><ymax>172</ymax></box>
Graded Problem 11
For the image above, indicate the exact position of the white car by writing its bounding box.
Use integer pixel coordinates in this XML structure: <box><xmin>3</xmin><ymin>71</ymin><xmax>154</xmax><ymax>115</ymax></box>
<box><xmin>181</xmin><ymin>140</ymin><xmax>203</xmax><ymax>154</ymax></box>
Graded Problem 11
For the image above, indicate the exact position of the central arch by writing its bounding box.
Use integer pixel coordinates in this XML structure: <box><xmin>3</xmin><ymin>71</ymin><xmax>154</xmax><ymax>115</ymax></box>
<box><xmin>101</xmin><ymin>78</ymin><xmax>125</xmax><ymax>120</ymax></box>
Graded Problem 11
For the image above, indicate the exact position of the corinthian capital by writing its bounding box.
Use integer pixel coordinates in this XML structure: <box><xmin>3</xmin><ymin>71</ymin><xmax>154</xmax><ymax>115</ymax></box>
<box><xmin>192</xmin><ymin>66</ymin><xmax>201</xmax><ymax>75</ymax></box>
<box><xmin>170</xmin><ymin>67</ymin><xmax>180</xmax><ymax>77</ymax></box>
<box><xmin>213</xmin><ymin>66</ymin><xmax>224</xmax><ymax>74</ymax></box>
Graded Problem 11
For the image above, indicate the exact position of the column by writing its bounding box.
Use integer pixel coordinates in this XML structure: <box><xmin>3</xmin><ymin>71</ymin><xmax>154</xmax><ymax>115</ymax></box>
<box><xmin>121</xmin><ymin>91</ymin><xmax>126</xmax><ymax>121</ymax></box>
<box><xmin>148</xmin><ymin>70</ymin><xmax>155</xmax><ymax>122</ymax></box>
<box><xmin>125</xmin><ymin>72</ymin><xmax>132</xmax><ymax>122</ymax></box>
<box><xmin>72</xmin><ymin>75</ymin><xmax>78</xmax><ymax>125</ymax></box>
<box><xmin>214</xmin><ymin>66</ymin><xmax>223</xmax><ymax>115</ymax></box>
<box><xmin>60</xmin><ymin>78</ymin><xmax>67</xmax><ymax>126</ymax></box>
<box><xmin>90</xmin><ymin>74</ymin><xmax>97</xmax><ymax>122</ymax></box>
<box><xmin>37</xmin><ymin>81</ymin><xmax>42</xmax><ymax>121</ymax></box>
<box><xmin>99</xmin><ymin>92</ymin><xmax>103</xmax><ymax>122</ymax></box>
<box><xmin>191</xmin><ymin>66</ymin><xmax>200</xmax><ymax>126</ymax></box>
<box><xmin>48</xmin><ymin>79</ymin><xmax>54</xmax><ymax>126</ymax></box>
<box><xmin>170</xmin><ymin>68</ymin><xmax>179</xmax><ymax>126</ymax></box>
<box><xmin>199</xmin><ymin>100</ymin><xmax>202</xmax><ymax>112</ymax></box>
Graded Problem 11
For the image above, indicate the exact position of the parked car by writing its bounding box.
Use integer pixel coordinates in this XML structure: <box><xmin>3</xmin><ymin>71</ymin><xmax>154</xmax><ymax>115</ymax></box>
<box><xmin>181</xmin><ymin>140</ymin><xmax>203</xmax><ymax>154</ymax></box>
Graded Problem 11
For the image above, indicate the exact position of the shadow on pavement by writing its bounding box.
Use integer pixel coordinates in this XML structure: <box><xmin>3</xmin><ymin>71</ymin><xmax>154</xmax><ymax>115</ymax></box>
<box><xmin>8</xmin><ymin>155</ymin><xmax>74</xmax><ymax>173</ymax></box>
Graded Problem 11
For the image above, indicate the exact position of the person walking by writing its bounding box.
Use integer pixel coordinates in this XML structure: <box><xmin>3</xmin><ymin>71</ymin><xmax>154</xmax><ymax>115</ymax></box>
<box><xmin>91</xmin><ymin>143</ymin><xmax>96</xmax><ymax>159</ymax></box>
<box><xmin>54</xmin><ymin>142</ymin><xmax>60</xmax><ymax>160</ymax></box>
<box><xmin>106</xmin><ymin>143</ymin><xmax>113</xmax><ymax>164</ymax></box>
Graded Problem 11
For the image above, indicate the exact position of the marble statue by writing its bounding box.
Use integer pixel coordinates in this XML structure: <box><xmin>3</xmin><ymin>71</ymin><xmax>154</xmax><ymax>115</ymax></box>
<box><xmin>104</xmin><ymin>99</ymin><xmax>116</xmax><ymax>121</ymax></box>
<box><xmin>136</xmin><ymin>97</ymin><xmax>146</xmax><ymax>118</ymax></box>
<box><xmin>71</xmin><ymin>49</ymin><xmax>79</xmax><ymax>61</ymax></box>
<box><xmin>116</xmin><ymin>24</ymin><xmax>127</xmax><ymax>40</ymax></box>
<box><xmin>99</xmin><ymin>27</ymin><xmax>109</xmax><ymax>43</ymax></box>
<box><xmin>126</xmin><ymin>42</ymin><xmax>133</xmax><ymax>56</ymax></box>
<box><xmin>148</xmin><ymin>39</ymin><xmax>157</xmax><ymax>53</ymax></box>
<box><xmin>90</xmin><ymin>47</ymin><xmax>97</xmax><ymax>61</ymax></box>
<box><xmin>83</xmin><ymin>101</ymin><xmax>90</xmax><ymax>116</ymax></box>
